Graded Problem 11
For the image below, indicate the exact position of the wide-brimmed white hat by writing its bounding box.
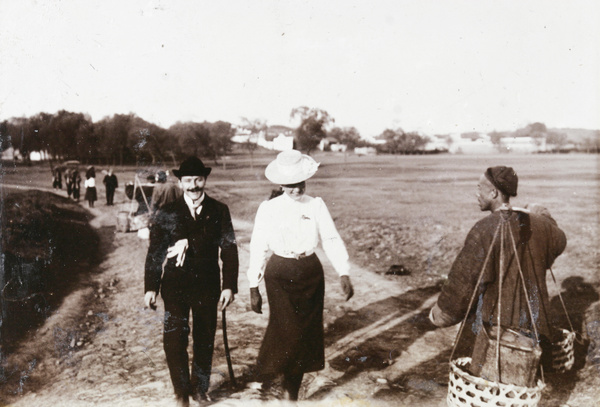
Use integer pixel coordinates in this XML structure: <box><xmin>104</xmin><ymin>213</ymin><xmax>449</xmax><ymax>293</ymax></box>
<box><xmin>265</xmin><ymin>150</ymin><xmax>320</xmax><ymax>185</ymax></box>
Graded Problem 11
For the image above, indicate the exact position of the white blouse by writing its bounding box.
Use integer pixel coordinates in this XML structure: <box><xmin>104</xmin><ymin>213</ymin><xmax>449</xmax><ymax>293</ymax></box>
<box><xmin>247</xmin><ymin>193</ymin><xmax>350</xmax><ymax>288</ymax></box>
<box><xmin>84</xmin><ymin>177</ymin><xmax>95</xmax><ymax>188</ymax></box>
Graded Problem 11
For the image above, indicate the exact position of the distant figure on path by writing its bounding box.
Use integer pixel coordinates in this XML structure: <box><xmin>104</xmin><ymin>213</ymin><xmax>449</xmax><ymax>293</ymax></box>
<box><xmin>247</xmin><ymin>149</ymin><xmax>354</xmax><ymax>401</ymax></box>
<box><xmin>144</xmin><ymin>156</ymin><xmax>239</xmax><ymax>407</ymax></box>
<box><xmin>71</xmin><ymin>170</ymin><xmax>81</xmax><ymax>202</ymax></box>
<box><xmin>103</xmin><ymin>168</ymin><xmax>118</xmax><ymax>206</ymax></box>
<box><xmin>429</xmin><ymin>166</ymin><xmax>567</xmax><ymax>369</ymax></box>
<box><xmin>150</xmin><ymin>170</ymin><xmax>182</xmax><ymax>214</ymax></box>
<box><xmin>65</xmin><ymin>169</ymin><xmax>73</xmax><ymax>198</ymax></box>
<box><xmin>84</xmin><ymin>173</ymin><xmax>97</xmax><ymax>208</ymax></box>
<box><xmin>52</xmin><ymin>168</ymin><xmax>62</xmax><ymax>189</ymax></box>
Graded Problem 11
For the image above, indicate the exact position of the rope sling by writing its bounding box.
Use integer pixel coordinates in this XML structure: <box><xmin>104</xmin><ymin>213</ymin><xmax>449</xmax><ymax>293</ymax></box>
<box><xmin>447</xmin><ymin>209</ymin><xmax>576</xmax><ymax>407</ymax></box>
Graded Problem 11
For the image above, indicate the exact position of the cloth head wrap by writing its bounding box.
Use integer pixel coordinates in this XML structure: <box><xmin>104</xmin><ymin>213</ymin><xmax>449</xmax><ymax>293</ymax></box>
<box><xmin>485</xmin><ymin>166</ymin><xmax>518</xmax><ymax>197</ymax></box>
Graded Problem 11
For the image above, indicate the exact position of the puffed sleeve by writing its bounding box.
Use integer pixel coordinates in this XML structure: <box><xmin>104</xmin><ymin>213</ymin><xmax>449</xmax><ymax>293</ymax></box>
<box><xmin>247</xmin><ymin>201</ymin><xmax>271</xmax><ymax>288</ymax></box>
<box><xmin>315</xmin><ymin>197</ymin><xmax>350</xmax><ymax>276</ymax></box>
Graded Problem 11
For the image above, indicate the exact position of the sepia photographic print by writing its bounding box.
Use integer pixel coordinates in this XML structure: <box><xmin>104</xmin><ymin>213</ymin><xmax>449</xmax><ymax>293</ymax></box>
<box><xmin>1</xmin><ymin>1</ymin><xmax>599</xmax><ymax>406</ymax></box>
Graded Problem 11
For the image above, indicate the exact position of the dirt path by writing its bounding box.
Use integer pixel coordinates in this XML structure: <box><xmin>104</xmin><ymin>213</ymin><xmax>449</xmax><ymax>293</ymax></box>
<box><xmin>2</xmin><ymin>189</ymin><xmax>599</xmax><ymax>406</ymax></box>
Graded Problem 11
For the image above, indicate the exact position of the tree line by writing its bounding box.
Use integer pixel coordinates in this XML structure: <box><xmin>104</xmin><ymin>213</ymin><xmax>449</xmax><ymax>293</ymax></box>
<box><xmin>0</xmin><ymin>107</ymin><xmax>374</xmax><ymax>165</ymax></box>
<box><xmin>3</xmin><ymin>109</ymin><xmax>596</xmax><ymax>165</ymax></box>
<box><xmin>0</xmin><ymin>111</ymin><xmax>237</xmax><ymax>166</ymax></box>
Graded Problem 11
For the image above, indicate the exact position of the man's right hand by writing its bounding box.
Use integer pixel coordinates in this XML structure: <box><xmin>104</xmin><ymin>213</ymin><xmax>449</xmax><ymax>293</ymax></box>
<box><xmin>250</xmin><ymin>287</ymin><xmax>262</xmax><ymax>314</ymax></box>
<box><xmin>167</xmin><ymin>238</ymin><xmax>189</xmax><ymax>267</ymax></box>
<box><xmin>145</xmin><ymin>291</ymin><xmax>157</xmax><ymax>310</ymax></box>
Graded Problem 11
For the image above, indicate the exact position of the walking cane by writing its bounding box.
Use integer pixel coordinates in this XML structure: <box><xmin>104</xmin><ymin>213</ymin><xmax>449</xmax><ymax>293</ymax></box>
<box><xmin>222</xmin><ymin>308</ymin><xmax>237</xmax><ymax>387</ymax></box>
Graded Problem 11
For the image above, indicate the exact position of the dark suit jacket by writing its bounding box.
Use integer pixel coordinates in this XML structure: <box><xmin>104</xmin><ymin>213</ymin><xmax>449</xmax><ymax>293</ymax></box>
<box><xmin>144</xmin><ymin>194</ymin><xmax>239</xmax><ymax>298</ymax></box>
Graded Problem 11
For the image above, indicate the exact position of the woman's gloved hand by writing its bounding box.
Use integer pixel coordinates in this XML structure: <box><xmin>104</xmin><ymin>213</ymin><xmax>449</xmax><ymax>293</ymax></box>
<box><xmin>250</xmin><ymin>287</ymin><xmax>263</xmax><ymax>314</ymax></box>
<box><xmin>340</xmin><ymin>275</ymin><xmax>354</xmax><ymax>301</ymax></box>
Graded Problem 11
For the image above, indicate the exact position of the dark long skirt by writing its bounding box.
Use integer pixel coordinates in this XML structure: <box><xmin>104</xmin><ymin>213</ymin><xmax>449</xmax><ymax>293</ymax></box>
<box><xmin>85</xmin><ymin>186</ymin><xmax>97</xmax><ymax>202</ymax></box>
<box><xmin>257</xmin><ymin>253</ymin><xmax>325</xmax><ymax>376</ymax></box>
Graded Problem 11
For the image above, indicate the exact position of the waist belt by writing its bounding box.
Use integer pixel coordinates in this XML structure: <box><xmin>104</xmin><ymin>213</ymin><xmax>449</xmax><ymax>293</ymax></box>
<box><xmin>274</xmin><ymin>249</ymin><xmax>315</xmax><ymax>260</ymax></box>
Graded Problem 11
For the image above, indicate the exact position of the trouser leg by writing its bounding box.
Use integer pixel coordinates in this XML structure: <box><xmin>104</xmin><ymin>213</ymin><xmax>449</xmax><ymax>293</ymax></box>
<box><xmin>163</xmin><ymin>299</ymin><xmax>192</xmax><ymax>398</ymax></box>
<box><xmin>190</xmin><ymin>298</ymin><xmax>218</xmax><ymax>396</ymax></box>
<box><xmin>282</xmin><ymin>372</ymin><xmax>303</xmax><ymax>401</ymax></box>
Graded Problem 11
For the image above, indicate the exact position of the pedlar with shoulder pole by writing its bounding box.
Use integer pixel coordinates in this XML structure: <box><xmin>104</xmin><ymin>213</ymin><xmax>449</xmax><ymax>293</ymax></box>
<box><xmin>446</xmin><ymin>209</ymin><xmax>577</xmax><ymax>407</ymax></box>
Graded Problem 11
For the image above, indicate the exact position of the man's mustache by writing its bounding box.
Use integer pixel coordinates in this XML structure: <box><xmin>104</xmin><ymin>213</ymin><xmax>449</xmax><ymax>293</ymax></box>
<box><xmin>186</xmin><ymin>188</ymin><xmax>203</xmax><ymax>192</ymax></box>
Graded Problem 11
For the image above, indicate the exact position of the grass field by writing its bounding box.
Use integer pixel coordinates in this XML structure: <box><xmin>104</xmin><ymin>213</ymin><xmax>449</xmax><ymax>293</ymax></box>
<box><xmin>1</xmin><ymin>152</ymin><xmax>599</xmax><ymax>406</ymax></box>
<box><xmin>2</xmin><ymin>152</ymin><xmax>598</xmax><ymax>288</ymax></box>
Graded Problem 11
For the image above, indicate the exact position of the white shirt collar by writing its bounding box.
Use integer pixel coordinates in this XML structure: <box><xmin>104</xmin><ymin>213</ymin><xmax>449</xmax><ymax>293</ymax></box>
<box><xmin>281</xmin><ymin>192</ymin><xmax>307</xmax><ymax>204</ymax></box>
<box><xmin>183</xmin><ymin>193</ymin><xmax>205</xmax><ymax>218</ymax></box>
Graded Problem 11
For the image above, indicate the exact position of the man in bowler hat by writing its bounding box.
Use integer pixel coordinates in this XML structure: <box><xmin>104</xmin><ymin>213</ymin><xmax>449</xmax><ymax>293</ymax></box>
<box><xmin>144</xmin><ymin>156</ymin><xmax>239</xmax><ymax>406</ymax></box>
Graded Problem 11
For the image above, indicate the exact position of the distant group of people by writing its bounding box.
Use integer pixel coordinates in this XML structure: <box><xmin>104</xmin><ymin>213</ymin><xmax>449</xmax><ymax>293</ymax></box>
<box><xmin>141</xmin><ymin>152</ymin><xmax>567</xmax><ymax>407</ymax></box>
<box><xmin>63</xmin><ymin>168</ymin><xmax>82</xmax><ymax>201</ymax></box>
<box><xmin>52</xmin><ymin>165</ymin><xmax>120</xmax><ymax>207</ymax></box>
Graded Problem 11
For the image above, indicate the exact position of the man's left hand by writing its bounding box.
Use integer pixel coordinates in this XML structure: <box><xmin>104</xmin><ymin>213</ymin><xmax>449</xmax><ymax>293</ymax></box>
<box><xmin>219</xmin><ymin>289</ymin><xmax>234</xmax><ymax>311</ymax></box>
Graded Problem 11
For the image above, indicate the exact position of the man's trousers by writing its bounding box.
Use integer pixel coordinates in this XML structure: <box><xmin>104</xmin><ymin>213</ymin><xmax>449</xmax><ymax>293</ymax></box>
<box><xmin>163</xmin><ymin>294</ymin><xmax>218</xmax><ymax>398</ymax></box>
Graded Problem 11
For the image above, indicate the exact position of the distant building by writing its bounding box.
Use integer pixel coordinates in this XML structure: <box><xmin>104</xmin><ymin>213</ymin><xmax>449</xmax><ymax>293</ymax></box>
<box><xmin>231</xmin><ymin>127</ymin><xmax>252</xmax><ymax>143</ymax></box>
<box><xmin>1</xmin><ymin>147</ymin><xmax>21</xmax><ymax>160</ymax></box>
<box><xmin>330</xmin><ymin>143</ymin><xmax>348</xmax><ymax>153</ymax></box>
<box><xmin>354</xmin><ymin>146</ymin><xmax>377</xmax><ymax>156</ymax></box>
<box><xmin>318</xmin><ymin>137</ymin><xmax>339</xmax><ymax>151</ymax></box>
<box><xmin>0</xmin><ymin>148</ymin><xmax>52</xmax><ymax>161</ymax></box>
<box><xmin>449</xmin><ymin>133</ymin><xmax>497</xmax><ymax>154</ymax></box>
<box><xmin>232</xmin><ymin>125</ymin><xmax>294</xmax><ymax>151</ymax></box>
<box><xmin>424</xmin><ymin>135</ymin><xmax>450</xmax><ymax>153</ymax></box>
<box><xmin>501</xmin><ymin>137</ymin><xmax>544</xmax><ymax>154</ymax></box>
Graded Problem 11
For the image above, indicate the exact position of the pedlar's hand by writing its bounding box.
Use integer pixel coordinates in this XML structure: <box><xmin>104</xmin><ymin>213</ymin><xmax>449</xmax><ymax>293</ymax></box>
<box><xmin>250</xmin><ymin>287</ymin><xmax>262</xmax><ymax>314</ymax></box>
<box><xmin>167</xmin><ymin>239</ymin><xmax>188</xmax><ymax>267</ymax></box>
<box><xmin>219</xmin><ymin>289</ymin><xmax>234</xmax><ymax>311</ymax></box>
<box><xmin>341</xmin><ymin>275</ymin><xmax>354</xmax><ymax>301</ymax></box>
<box><xmin>429</xmin><ymin>303</ymin><xmax>456</xmax><ymax>328</ymax></box>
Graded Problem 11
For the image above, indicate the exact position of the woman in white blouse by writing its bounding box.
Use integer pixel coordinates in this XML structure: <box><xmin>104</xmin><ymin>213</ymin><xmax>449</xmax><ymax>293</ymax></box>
<box><xmin>84</xmin><ymin>172</ymin><xmax>97</xmax><ymax>208</ymax></box>
<box><xmin>247</xmin><ymin>149</ymin><xmax>354</xmax><ymax>401</ymax></box>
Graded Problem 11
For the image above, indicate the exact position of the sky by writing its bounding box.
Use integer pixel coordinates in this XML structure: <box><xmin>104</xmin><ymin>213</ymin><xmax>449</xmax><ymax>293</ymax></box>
<box><xmin>1</xmin><ymin>0</ymin><xmax>598</xmax><ymax>138</ymax></box>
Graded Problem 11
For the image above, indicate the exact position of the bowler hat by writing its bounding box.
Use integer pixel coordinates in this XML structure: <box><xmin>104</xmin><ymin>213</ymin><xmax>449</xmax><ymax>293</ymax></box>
<box><xmin>265</xmin><ymin>149</ymin><xmax>319</xmax><ymax>185</ymax></box>
<box><xmin>173</xmin><ymin>156</ymin><xmax>212</xmax><ymax>178</ymax></box>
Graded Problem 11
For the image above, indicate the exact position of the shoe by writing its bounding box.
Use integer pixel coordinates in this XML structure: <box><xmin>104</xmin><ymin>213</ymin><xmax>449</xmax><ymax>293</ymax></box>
<box><xmin>192</xmin><ymin>391</ymin><xmax>212</xmax><ymax>404</ymax></box>
<box><xmin>175</xmin><ymin>395</ymin><xmax>189</xmax><ymax>407</ymax></box>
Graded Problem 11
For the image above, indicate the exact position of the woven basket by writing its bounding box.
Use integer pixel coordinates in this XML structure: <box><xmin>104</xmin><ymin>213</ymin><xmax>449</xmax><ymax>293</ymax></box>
<box><xmin>448</xmin><ymin>357</ymin><xmax>545</xmax><ymax>407</ymax></box>
<box><xmin>552</xmin><ymin>329</ymin><xmax>575</xmax><ymax>372</ymax></box>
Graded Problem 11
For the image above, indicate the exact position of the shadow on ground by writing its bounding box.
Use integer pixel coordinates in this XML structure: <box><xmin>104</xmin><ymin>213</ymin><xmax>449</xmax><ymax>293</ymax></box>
<box><xmin>372</xmin><ymin>276</ymin><xmax>600</xmax><ymax>407</ymax></box>
<box><xmin>1</xmin><ymin>191</ymin><xmax>118</xmax><ymax>393</ymax></box>
<box><xmin>305</xmin><ymin>284</ymin><xmax>443</xmax><ymax>399</ymax></box>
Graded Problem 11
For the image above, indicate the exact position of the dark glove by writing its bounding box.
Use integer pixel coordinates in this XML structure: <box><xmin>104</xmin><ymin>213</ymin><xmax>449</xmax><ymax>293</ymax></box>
<box><xmin>340</xmin><ymin>275</ymin><xmax>354</xmax><ymax>301</ymax></box>
<box><xmin>250</xmin><ymin>287</ymin><xmax>262</xmax><ymax>314</ymax></box>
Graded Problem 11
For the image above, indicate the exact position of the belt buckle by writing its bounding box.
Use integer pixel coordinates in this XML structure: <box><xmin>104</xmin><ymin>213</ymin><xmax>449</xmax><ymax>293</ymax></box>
<box><xmin>293</xmin><ymin>251</ymin><xmax>307</xmax><ymax>260</ymax></box>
